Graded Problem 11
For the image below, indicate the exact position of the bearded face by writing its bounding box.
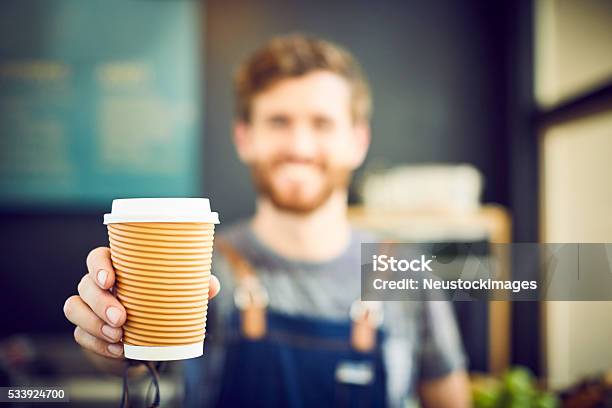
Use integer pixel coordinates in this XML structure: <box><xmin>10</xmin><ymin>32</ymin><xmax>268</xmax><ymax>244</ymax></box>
<box><xmin>250</xmin><ymin>153</ymin><xmax>352</xmax><ymax>214</ymax></box>
<box><xmin>234</xmin><ymin>71</ymin><xmax>370</xmax><ymax>214</ymax></box>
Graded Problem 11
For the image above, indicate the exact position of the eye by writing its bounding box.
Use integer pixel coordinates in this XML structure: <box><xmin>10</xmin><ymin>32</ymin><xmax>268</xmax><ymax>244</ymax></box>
<box><xmin>267</xmin><ymin>115</ymin><xmax>290</xmax><ymax>129</ymax></box>
<box><xmin>312</xmin><ymin>116</ymin><xmax>334</xmax><ymax>132</ymax></box>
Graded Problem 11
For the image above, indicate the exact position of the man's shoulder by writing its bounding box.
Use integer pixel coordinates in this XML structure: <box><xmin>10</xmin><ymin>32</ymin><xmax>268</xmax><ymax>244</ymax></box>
<box><xmin>213</xmin><ymin>219</ymin><xmax>265</xmax><ymax>271</ymax></box>
<box><xmin>217</xmin><ymin>219</ymin><xmax>252</xmax><ymax>246</ymax></box>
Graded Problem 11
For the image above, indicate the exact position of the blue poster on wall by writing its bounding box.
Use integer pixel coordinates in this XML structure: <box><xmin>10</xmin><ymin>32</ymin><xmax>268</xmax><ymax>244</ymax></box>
<box><xmin>0</xmin><ymin>0</ymin><xmax>202</xmax><ymax>207</ymax></box>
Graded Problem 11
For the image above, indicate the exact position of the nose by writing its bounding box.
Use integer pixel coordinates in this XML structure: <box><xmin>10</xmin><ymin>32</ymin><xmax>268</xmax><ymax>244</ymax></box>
<box><xmin>285</xmin><ymin>123</ymin><xmax>318</xmax><ymax>158</ymax></box>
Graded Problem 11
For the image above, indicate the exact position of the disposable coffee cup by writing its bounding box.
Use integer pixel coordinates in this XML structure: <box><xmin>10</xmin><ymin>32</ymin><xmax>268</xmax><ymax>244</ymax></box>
<box><xmin>104</xmin><ymin>198</ymin><xmax>219</xmax><ymax>361</ymax></box>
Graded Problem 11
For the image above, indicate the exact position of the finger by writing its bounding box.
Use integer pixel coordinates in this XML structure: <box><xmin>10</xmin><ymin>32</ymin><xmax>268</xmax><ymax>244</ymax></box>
<box><xmin>64</xmin><ymin>295</ymin><xmax>123</xmax><ymax>343</ymax></box>
<box><xmin>86</xmin><ymin>247</ymin><xmax>116</xmax><ymax>290</ymax></box>
<box><xmin>209</xmin><ymin>275</ymin><xmax>221</xmax><ymax>299</ymax></box>
<box><xmin>78</xmin><ymin>275</ymin><xmax>126</xmax><ymax>327</ymax></box>
<box><xmin>74</xmin><ymin>326</ymin><xmax>124</xmax><ymax>359</ymax></box>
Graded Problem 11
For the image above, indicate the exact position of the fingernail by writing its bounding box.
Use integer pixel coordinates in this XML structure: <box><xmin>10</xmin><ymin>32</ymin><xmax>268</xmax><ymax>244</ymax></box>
<box><xmin>107</xmin><ymin>343</ymin><xmax>123</xmax><ymax>356</ymax></box>
<box><xmin>97</xmin><ymin>269</ymin><xmax>108</xmax><ymax>287</ymax></box>
<box><xmin>106</xmin><ymin>307</ymin><xmax>121</xmax><ymax>325</ymax></box>
<box><xmin>101</xmin><ymin>324</ymin><xmax>122</xmax><ymax>341</ymax></box>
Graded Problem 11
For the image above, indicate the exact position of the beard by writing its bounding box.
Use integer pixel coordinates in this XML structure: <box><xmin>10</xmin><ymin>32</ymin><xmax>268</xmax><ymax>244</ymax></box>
<box><xmin>250</xmin><ymin>155</ymin><xmax>352</xmax><ymax>214</ymax></box>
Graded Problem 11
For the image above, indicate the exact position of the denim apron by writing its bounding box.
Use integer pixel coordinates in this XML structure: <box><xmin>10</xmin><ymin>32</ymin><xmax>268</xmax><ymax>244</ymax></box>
<box><xmin>215</xmin><ymin>309</ymin><xmax>387</xmax><ymax>407</ymax></box>
<box><xmin>185</xmin><ymin>240</ymin><xmax>388</xmax><ymax>407</ymax></box>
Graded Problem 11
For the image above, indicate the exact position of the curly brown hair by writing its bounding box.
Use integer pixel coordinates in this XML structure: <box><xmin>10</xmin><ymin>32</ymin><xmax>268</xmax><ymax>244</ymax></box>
<box><xmin>234</xmin><ymin>34</ymin><xmax>372</xmax><ymax>123</ymax></box>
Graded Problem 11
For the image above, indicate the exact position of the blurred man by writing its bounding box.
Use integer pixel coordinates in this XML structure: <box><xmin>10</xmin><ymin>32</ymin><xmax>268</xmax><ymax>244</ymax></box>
<box><xmin>64</xmin><ymin>35</ymin><xmax>470</xmax><ymax>407</ymax></box>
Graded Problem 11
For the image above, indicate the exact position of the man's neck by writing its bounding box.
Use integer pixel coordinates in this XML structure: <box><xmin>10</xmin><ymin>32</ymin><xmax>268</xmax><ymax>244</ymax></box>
<box><xmin>250</xmin><ymin>190</ymin><xmax>352</xmax><ymax>262</ymax></box>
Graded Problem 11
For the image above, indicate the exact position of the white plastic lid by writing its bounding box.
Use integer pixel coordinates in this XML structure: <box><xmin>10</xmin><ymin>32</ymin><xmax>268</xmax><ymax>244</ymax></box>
<box><xmin>103</xmin><ymin>198</ymin><xmax>220</xmax><ymax>224</ymax></box>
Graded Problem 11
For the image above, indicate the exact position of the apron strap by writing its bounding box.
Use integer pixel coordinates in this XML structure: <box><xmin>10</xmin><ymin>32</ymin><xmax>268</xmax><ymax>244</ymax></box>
<box><xmin>350</xmin><ymin>239</ymin><xmax>393</xmax><ymax>352</ymax></box>
<box><xmin>350</xmin><ymin>300</ymin><xmax>384</xmax><ymax>352</ymax></box>
<box><xmin>216</xmin><ymin>238</ymin><xmax>268</xmax><ymax>340</ymax></box>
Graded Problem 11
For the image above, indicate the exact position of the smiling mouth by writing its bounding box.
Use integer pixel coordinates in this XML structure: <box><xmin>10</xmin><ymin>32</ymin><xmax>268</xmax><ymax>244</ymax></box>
<box><xmin>276</xmin><ymin>161</ymin><xmax>319</xmax><ymax>170</ymax></box>
<box><xmin>273</xmin><ymin>156</ymin><xmax>325</xmax><ymax>169</ymax></box>
<box><xmin>274</xmin><ymin>161</ymin><xmax>323</xmax><ymax>177</ymax></box>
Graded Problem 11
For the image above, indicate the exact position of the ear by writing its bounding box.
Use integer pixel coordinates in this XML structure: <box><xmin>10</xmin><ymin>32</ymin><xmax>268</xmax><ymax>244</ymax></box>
<box><xmin>233</xmin><ymin>120</ymin><xmax>254</xmax><ymax>164</ymax></box>
<box><xmin>348</xmin><ymin>121</ymin><xmax>371</xmax><ymax>169</ymax></box>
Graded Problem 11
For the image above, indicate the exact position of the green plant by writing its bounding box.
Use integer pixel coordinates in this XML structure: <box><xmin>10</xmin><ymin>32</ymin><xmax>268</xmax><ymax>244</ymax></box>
<box><xmin>472</xmin><ymin>367</ymin><xmax>559</xmax><ymax>408</ymax></box>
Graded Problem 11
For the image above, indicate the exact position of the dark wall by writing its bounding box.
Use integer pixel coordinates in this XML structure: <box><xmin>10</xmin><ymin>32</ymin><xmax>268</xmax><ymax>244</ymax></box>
<box><xmin>204</xmin><ymin>0</ymin><xmax>510</xmax><ymax>224</ymax></box>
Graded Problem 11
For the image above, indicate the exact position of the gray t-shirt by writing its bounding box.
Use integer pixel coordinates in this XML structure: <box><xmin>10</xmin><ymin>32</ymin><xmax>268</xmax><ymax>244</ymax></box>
<box><xmin>191</xmin><ymin>221</ymin><xmax>466</xmax><ymax>407</ymax></box>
